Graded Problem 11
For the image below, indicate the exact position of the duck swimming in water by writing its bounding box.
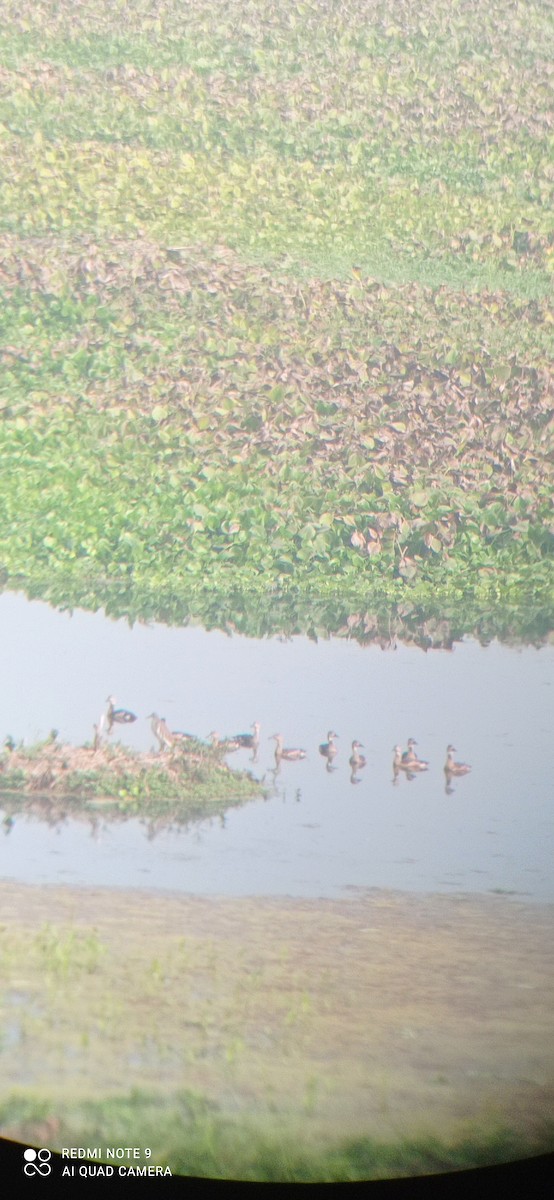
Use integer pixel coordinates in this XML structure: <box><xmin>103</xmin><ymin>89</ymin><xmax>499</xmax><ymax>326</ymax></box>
<box><xmin>401</xmin><ymin>739</ymin><xmax>429</xmax><ymax>770</ymax></box>
<box><xmin>232</xmin><ymin>721</ymin><xmax>261</xmax><ymax>750</ymax></box>
<box><xmin>270</xmin><ymin>734</ymin><xmax>307</xmax><ymax>761</ymax></box>
<box><xmin>444</xmin><ymin>745</ymin><xmax>471</xmax><ymax>775</ymax></box>
<box><xmin>393</xmin><ymin>745</ymin><xmax>428</xmax><ymax>774</ymax></box>
<box><xmin>319</xmin><ymin>731</ymin><xmax>339</xmax><ymax>758</ymax></box>
<box><xmin>405</xmin><ymin>755</ymin><xmax>428</xmax><ymax>772</ymax></box>
<box><xmin>401</xmin><ymin>738</ymin><xmax>418</xmax><ymax>764</ymax></box>
<box><xmin>349</xmin><ymin>740</ymin><xmax>366</xmax><ymax>769</ymax></box>
<box><xmin>392</xmin><ymin>745</ymin><xmax>404</xmax><ymax>770</ymax></box>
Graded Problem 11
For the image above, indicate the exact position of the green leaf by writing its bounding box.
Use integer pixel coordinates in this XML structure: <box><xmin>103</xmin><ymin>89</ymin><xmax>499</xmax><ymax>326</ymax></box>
<box><xmin>411</xmin><ymin>491</ymin><xmax>429</xmax><ymax>508</ymax></box>
<box><xmin>151</xmin><ymin>405</ymin><xmax>169</xmax><ymax>422</ymax></box>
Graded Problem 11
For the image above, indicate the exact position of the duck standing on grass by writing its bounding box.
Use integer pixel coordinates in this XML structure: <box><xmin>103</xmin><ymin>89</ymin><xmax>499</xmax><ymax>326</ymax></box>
<box><xmin>270</xmin><ymin>734</ymin><xmax>307</xmax><ymax>762</ymax></box>
<box><xmin>106</xmin><ymin>696</ymin><xmax>137</xmax><ymax>734</ymax></box>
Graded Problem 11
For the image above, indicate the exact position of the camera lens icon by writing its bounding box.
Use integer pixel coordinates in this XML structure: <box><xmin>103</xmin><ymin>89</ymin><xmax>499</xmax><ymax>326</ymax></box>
<box><xmin>23</xmin><ymin>1148</ymin><xmax>52</xmax><ymax>1176</ymax></box>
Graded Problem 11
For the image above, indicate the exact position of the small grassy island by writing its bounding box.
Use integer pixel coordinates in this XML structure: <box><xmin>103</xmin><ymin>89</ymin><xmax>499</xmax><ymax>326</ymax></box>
<box><xmin>0</xmin><ymin>735</ymin><xmax>263</xmax><ymax>823</ymax></box>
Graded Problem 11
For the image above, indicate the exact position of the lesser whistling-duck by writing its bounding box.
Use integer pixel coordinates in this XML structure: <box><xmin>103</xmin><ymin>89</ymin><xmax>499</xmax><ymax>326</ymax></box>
<box><xmin>393</xmin><ymin>745</ymin><xmax>428</xmax><ymax>773</ymax></box>
<box><xmin>401</xmin><ymin>738</ymin><xmax>418</xmax><ymax>763</ymax></box>
<box><xmin>402</xmin><ymin>738</ymin><xmax>429</xmax><ymax>770</ymax></box>
<box><xmin>232</xmin><ymin>721</ymin><xmax>261</xmax><ymax>749</ymax></box>
<box><xmin>392</xmin><ymin>745</ymin><xmax>404</xmax><ymax>770</ymax></box>
<box><xmin>405</xmin><ymin>755</ymin><xmax>428</xmax><ymax>772</ymax></box>
<box><xmin>319</xmin><ymin>731</ymin><xmax>339</xmax><ymax>758</ymax></box>
<box><xmin>349</xmin><ymin>740</ymin><xmax>366</xmax><ymax>768</ymax></box>
<box><xmin>106</xmin><ymin>695</ymin><xmax>137</xmax><ymax>733</ymax></box>
<box><xmin>444</xmin><ymin>745</ymin><xmax>471</xmax><ymax>775</ymax></box>
<box><xmin>270</xmin><ymin>734</ymin><xmax>307</xmax><ymax>761</ymax></box>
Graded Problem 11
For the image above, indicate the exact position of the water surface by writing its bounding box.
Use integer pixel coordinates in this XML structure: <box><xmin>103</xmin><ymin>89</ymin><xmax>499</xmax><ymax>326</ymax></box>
<box><xmin>0</xmin><ymin>592</ymin><xmax>552</xmax><ymax>900</ymax></box>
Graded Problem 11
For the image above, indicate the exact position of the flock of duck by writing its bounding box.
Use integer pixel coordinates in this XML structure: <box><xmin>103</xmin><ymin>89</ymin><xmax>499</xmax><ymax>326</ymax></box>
<box><xmin>318</xmin><ymin>731</ymin><xmax>470</xmax><ymax>788</ymax></box>
<box><xmin>99</xmin><ymin>698</ymin><xmax>471</xmax><ymax>789</ymax></box>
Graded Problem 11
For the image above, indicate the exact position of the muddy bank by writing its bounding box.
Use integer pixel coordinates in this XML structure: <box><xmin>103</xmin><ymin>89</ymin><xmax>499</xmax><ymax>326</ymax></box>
<box><xmin>1</xmin><ymin>882</ymin><xmax>553</xmax><ymax>1152</ymax></box>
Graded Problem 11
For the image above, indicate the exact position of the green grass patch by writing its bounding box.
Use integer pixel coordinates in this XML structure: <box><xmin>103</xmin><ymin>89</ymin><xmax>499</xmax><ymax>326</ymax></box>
<box><xmin>1</xmin><ymin>885</ymin><xmax>553</xmax><ymax>1180</ymax></box>
<box><xmin>1</xmin><ymin>1088</ymin><xmax>552</xmax><ymax>1181</ymax></box>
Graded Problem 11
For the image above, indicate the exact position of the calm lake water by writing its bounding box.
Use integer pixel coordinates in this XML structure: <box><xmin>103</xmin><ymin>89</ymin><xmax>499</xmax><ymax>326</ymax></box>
<box><xmin>0</xmin><ymin>591</ymin><xmax>552</xmax><ymax>900</ymax></box>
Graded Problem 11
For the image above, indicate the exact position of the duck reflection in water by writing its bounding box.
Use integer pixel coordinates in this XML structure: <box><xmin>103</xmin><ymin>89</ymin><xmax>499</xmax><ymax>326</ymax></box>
<box><xmin>319</xmin><ymin>731</ymin><xmax>339</xmax><ymax>773</ymax></box>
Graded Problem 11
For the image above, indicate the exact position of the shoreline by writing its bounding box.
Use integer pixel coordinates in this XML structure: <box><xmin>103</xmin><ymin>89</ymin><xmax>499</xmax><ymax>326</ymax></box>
<box><xmin>1</xmin><ymin>876</ymin><xmax>552</xmax><ymax>906</ymax></box>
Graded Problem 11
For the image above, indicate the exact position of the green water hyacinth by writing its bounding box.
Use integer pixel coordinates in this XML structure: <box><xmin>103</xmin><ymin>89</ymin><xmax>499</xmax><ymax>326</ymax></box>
<box><xmin>0</xmin><ymin>0</ymin><xmax>551</xmax><ymax>629</ymax></box>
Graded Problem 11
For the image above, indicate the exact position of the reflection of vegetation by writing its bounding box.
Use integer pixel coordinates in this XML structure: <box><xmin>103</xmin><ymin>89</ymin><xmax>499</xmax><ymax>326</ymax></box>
<box><xmin>6</xmin><ymin>578</ymin><xmax>554</xmax><ymax>648</ymax></box>
<box><xmin>0</xmin><ymin>737</ymin><xmax>262</xmax><ymax>820</ymax></box>
<box><xmin>0</xmin><ymin>0</ymin><xmax>552</xmax><ymax>628</ymax></box>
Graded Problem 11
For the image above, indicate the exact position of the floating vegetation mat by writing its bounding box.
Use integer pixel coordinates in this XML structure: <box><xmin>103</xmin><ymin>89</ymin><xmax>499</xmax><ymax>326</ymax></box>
<box><xmin>0</xmin><ymin>0</ymin><xmax>552</xmax><ymax>625</ymax></box>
